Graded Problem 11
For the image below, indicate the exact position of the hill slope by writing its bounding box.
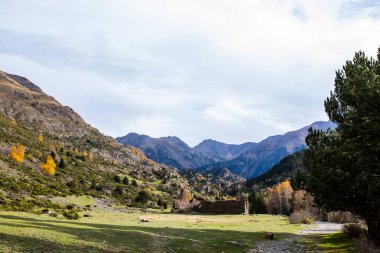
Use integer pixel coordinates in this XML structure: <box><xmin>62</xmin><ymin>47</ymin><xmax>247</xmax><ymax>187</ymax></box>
<box><xmin>0</xmin><ymin>71</ymin><xmax>198</xmax><ymax>212</ymax></box>
<box><xmin>246</xmin><ymin>151</ymin><xmax>305</xmax><ymax>188</ymax></box>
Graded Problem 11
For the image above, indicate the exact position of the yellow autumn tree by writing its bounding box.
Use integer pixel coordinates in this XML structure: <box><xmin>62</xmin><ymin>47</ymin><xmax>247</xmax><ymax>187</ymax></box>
<box><xmin>9</xmin><ymin>144</ymin><xmax>25</xmax><ymax>163</ymax></box>
<box><xmin>38</xmin><ymin>133</ymin><xmax>43</xmax><ymax>142</ymax></box>
<box><xmin>40</xmin><ymin>155</ymin><xmax>56</xmax><ymax>175</ymax></box>
<box><xmin>11</xmin><ymin>118</ymin><xmax>16</xmax><ymax>125</ymax></box>
<box><xmin>266</xmin><ymin>179</ymin><xmax>293</xmax><ymax>215</ymax></box>
<box><xmin>83</xmin><ymin>150</ymin><xmax>88</xmax><ymax>157</ymax></box>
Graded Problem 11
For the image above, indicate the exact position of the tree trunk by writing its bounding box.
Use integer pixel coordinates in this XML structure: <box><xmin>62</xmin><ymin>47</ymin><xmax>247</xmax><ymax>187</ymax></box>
<box><xmin>366</xmin><ymin>214</ymin><xmax>380</xmax><ymax>246</ymax></box>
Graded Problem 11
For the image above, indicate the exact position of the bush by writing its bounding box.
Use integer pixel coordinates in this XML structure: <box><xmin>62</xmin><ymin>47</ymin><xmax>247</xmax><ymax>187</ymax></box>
<box><xmin>290</xmin><ymin>211</ymin><xmax>316</xmax><ymax>224</ymax></box>
<box><xmin>113</xmin><ymin>186</ymin><xmax>124</xmax><ymax>196</ymax></box>
<box><xmin>131</xmin><ymin>180</ymin><xmax>138</xmax><ymax>187</ymax></box>
<box><xmin>49</xmin><ymin>212</ymin><xmax>58</xmax><ymax>218</ymax></box>
<box><xmin>114</xmin><ymin>175</ymin><xmax>122</xmax><ymax>183</ymax></box>
<box><xmin>66</xmin><ymin>204</ymin><xmax>77</xmax><ymax>210</ymax></box>
<box><xmin>135</xmin><ymin>190</ymin><xmax>151</xmax><ymax>204</ymax></box>
<box><xmin>157</xmin><ymin>198</ymin><xmax>168</xmax><ymax>209</ymax></box>
<box><xmin>63</xmin><ymin>210</ymin><xmax>80</xmax><ymax>220</ymax></box>
<box><xmin>58</xmin><ymin>158</ymin><xmax>66</xmax><ymax>169</ymax></box>
<box><xmin>122</xmin><ymin>177</ymin><xmax>129</xmax><ymax>185</ymax></box>
<box><xmin>342</xmin><ymin>223</ymin><xmax>368</xmax><ymax>238</ymax></box>
<box><xmin>327</xmin><ymin>211</ymin><xmax>358</xmax><ymax>224</ymax></box>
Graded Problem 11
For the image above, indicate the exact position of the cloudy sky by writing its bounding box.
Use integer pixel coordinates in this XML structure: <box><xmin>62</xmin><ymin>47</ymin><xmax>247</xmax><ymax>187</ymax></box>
<box><xmin>0</xmin><ymin>0</ymin><xmax>379</xmax><ymax>146</ymax></box>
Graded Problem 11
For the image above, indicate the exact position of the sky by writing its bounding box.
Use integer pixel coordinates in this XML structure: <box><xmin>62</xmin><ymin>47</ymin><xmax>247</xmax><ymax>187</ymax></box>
<box><xmin>0</xmin><ymin>0</ymin><xmax>379</xmax><ymax>146</ymax></box>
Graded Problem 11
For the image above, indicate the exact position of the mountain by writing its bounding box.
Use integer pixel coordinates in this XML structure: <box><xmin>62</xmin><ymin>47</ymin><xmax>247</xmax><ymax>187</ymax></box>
<box><xmin>197</xmin><ymin>121</ymin><xmax>336</xmax><ymax>179</ymax></box>
<box><xmin>194</xmin><ymin>139</ymin><xmax>256</xmax><ymax>160</ymax></box>
<box><xmin>0</xmin><ymin>70</ymin><xmax>199</xmax><ymax>212</ymax></box>
<box><xmin>116</xmin><ymin>133</ymin><xmax>222</xmax><ymax>170</ymax></box>
<box><xmin>117</xmin><ymin>133</ymin><xmax>259</xmax><ymax>170</ymax></box>
<box><xmin>246</xmin><ymin>151</ymin><xmax>305</xmax><ymax>188</ymax></box>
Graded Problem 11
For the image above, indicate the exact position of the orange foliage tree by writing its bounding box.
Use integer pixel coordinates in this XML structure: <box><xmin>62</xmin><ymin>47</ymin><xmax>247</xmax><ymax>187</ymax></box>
<box><xmin>40</xmin><ymin>155</ymin><xmax>56</xmax><ymax>175</ymax></box>
<box><xmin>266</xmin><ymin>179</ymin><xmax>293</xmax><ymax>215</ymax></box>
<box><xmin>9</xmin><ymin>144</ymin><xmax>25</xmax><ymax>163</ymax></box>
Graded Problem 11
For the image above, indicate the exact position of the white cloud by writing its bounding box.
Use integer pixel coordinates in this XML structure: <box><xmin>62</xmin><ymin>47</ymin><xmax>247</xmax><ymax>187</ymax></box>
<box><xmin>0</xmin><ymin>0</ymin><xmax>379</xmax><ymax>146</ymax></box>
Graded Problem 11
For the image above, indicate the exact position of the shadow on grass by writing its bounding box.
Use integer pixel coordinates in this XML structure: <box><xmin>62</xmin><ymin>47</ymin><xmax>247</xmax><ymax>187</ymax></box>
<box><xmin>299</xmin><ymin>233</ymin><xmax>357</xmax><ymax>253</ymax></box>
<box><xmin>0</xmin><ymin>214</ymin><xmax>356</xmax><ymax>253</ymax></box>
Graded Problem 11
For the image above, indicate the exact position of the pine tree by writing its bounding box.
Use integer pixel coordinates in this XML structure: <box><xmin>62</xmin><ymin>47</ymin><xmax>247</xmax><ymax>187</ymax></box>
<box><xmin>248</xmin><ymin>190</ymin><xmax>267</xmax><ymax>214</ymax></box>
<box><xmin>122</xmin><ymin>177</ymin><xmax>129</xmax><ymax>185</ymax></box>
<box><xmin>301</xmin><ymin>47</ymin><xmax>380</xmax><ymax>245</ymax></box>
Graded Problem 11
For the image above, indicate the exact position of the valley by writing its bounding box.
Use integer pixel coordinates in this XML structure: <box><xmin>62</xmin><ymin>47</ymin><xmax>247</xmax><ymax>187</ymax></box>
<box><xmin>0</xmin><ymin>70</ymin><xmax>368</xmax><ymax>252</ymax></box>
<box><xmin>1</xmin><ymin>0</ymin><xmax>380</xmax><ymax>251</ymax></box>
<box><xmin>0</xmin><ymin>210</ymin><xmax>355</xmax><ymax>253</ymax></box>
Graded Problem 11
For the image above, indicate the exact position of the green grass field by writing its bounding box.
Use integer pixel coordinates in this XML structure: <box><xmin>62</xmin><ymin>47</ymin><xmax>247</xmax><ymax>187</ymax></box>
<box><xmin>0</xmin><ymin>211</ymin><xmax>356</xmax><ymax>253</ymax></box>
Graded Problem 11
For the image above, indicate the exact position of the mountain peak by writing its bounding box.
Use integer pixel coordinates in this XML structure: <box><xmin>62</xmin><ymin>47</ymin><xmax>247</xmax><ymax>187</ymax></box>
<box><xmin>4</xmin><ymin>72</ymin><xmax>42</xmax><ymax>92</ymax></box>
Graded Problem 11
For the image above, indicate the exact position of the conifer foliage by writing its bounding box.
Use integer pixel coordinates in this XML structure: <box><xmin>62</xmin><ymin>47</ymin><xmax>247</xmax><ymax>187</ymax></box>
<box><xmin>301</xmin><ymin>47</ymin><xmax>380</xmax><ymax>245</ymax></box>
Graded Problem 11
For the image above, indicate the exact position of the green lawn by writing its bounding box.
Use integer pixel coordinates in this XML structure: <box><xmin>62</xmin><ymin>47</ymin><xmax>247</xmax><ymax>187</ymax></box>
<box><xmin>0</xmin><ymin>211</ymin><xmax>356</xmax><ymax>253</ymax></box>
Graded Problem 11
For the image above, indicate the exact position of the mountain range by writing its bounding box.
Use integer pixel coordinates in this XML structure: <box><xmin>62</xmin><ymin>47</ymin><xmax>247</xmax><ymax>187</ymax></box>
<box><xmin>116</xmin><ymin>134</ymin><xmax>256</xmax><ymax>170</ymax></box>
<box><xmin>118</xmin><ymin>121</ymin><xmax>336</xmax><ymax>179</ymax></box>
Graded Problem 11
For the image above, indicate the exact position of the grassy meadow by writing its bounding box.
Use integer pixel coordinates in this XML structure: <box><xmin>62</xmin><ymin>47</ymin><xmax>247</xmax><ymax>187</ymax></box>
<box><xmin>0</xmin><ymin>210</ymin><xmax>357</xmax><ymax>253</ymax></box>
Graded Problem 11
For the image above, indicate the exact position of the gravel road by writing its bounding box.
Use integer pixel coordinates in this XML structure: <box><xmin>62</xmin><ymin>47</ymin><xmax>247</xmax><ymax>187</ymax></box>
<box><xmin>253</xmin><ymin>222</ymin><xmax>343</xmax><ymax>253</ymax></box>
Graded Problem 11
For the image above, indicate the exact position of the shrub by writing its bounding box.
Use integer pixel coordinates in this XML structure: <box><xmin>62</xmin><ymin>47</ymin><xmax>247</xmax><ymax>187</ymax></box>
<box><xmin>66</xmin><ymin>204</ymin><xmax>77</xmax><ymax>210</ymax></box>
<box><xmin>135</xmin><ymin>190</ymin><xmax>151</xmax><ymax>204</ymax></box>
<box><xmin>41</xmin><ymin>208</ymin><xmax>49</xmax><ymax>214</ymax></box>
<box><xmin>95</xmin><ymin>184</ymin><xmax>104</xmax><ymax>192</ymax></box>
<box><xmin>58</xmin><ymin>157</ymin><xmax>67</xmax><ymax>169</ymax></box>
<box><xmin>290</xmin><ymin>210</ymin><xmax>316</xmax><ymax>224</ymax></box>
<box><xmin>327</xmin><ymin>211</ymin><xmax>358</xmax><ymax>224</ymax></box>
<box><xmin>63</xmin><ymin>210</ymin><xmax>80</xmax><ymax>220</ymax></box>
<box><xmin>114</xmin><ymin>175</ymin><xmax>122</xmax><ymax>183</ymax></box>
<box><xmin>40</xmin><ymin>155</ymin><xmax>56</xmax><ymax>175</ymax></box>
<box><xmin>49</xmin><ymin>212</ymin><xmax>58</xmax><ymax>218</ymax></box>
<box><xmin>157</xmin><ymin>198</ymin><xmax>168</xmax><ymax>209</ymax></box>
<box><xmin>342</xmin><ymin>223</ymin><xmax>368</xmax><ymax>238</ymax></box>
<box><xmin>131</xmin><ymin>180</ymin><xmax>138</xmax><ymax>187</ymax></box>
<box><xmin>10</xmin><ymin>144</ymin><xmax>25</xmax><ymax>163</ymax></box>
<box><xmin>122</xmin><ymin>177</ymin><xmax>129</xmax><ymax>185</ymax></box>
<box><xmin>113</xmin><ymin>186</ymin><xmax>124</xmax><ymax>196</ymax></box>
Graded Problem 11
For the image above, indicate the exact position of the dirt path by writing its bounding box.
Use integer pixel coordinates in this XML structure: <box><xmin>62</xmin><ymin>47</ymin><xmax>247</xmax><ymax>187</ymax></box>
<box><xmin>253</xmin><ymin>222</ymin><xmax>343</xmax><ymax>253</ymax></box>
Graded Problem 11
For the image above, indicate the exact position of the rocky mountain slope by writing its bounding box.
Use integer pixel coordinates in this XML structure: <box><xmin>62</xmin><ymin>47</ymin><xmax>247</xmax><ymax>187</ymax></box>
<box><xmin>0</xmin><ymin>70</ymin><xmax>200</xmax><ymax>212</ymax></box>
<box><xmin>194</xmin><ymin>139</ymin><xmax>256</xmax><ymax>160</ymax></box>
<box><xmin>198</xmin><ymin>121</ymin><xmax>336</xmax><ymax>179</ymax></box>
<box><xmin>181</xmin><ymin>167</ymin><xmax>246</xmax><ymax>198</ymax></box>
<box><xmin>116</xmin><ymin>133</ymin><xmax>223</xmax><ymax>170</ymax></box>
